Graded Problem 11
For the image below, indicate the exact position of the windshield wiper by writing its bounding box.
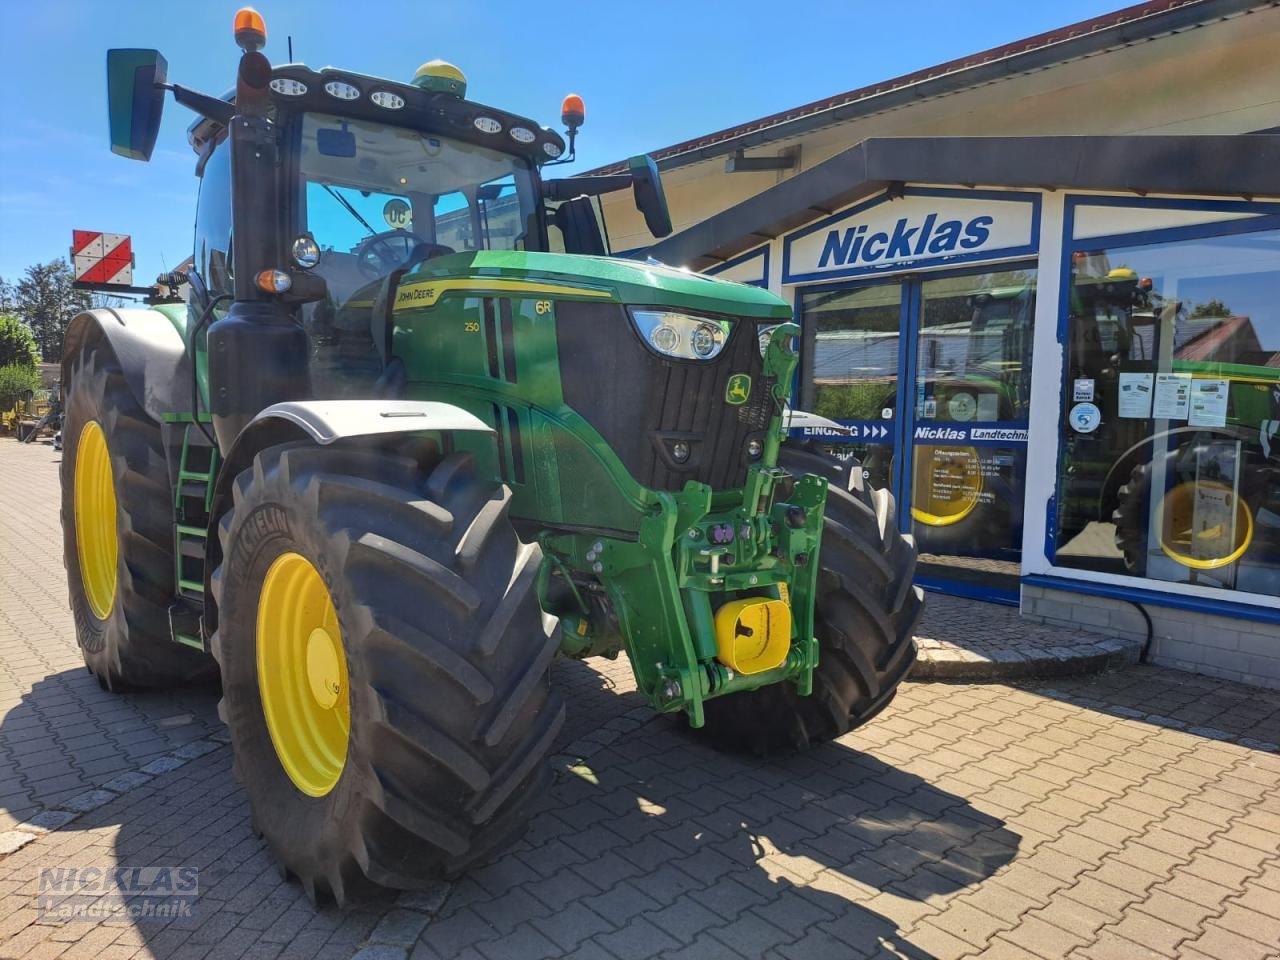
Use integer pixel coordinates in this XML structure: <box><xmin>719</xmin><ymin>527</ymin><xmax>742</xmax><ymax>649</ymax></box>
<box><xmin>321</xmin><ymin>183</ymin><xmax>378</xmax><ymax>236</ymax></box>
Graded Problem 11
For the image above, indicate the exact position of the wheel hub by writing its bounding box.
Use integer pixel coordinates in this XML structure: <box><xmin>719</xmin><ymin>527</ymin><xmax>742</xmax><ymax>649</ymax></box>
<box><xmin>256</xmin><ymin>552</ymin><xmax>350</xmax><ymax>797</ymax></box>
<box><xmin>305</xmin><ymin>627</ymin><xmax>342</xmax><ymax>710</ymax></box>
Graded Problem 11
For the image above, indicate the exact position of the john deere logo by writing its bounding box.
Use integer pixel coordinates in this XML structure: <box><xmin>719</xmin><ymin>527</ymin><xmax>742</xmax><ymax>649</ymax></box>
<box><xmin>725</xmin><ymin>374</ymin><xmax>752</xmax><ymax>406</ymax></box>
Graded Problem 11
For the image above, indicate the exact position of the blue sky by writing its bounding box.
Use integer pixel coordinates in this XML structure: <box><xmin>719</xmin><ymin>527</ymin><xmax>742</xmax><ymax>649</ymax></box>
<box><xmin>0</xmin><ymin>0</ymin><xmax>1124</xmax><ymax>288</ymax></box>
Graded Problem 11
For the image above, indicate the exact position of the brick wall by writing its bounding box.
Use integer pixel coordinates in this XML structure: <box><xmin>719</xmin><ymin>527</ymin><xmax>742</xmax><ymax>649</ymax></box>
<box><xmin>1021</xmin><ymin>584</ymin><xmax>1280</xmax><ymax>691</ymax></box>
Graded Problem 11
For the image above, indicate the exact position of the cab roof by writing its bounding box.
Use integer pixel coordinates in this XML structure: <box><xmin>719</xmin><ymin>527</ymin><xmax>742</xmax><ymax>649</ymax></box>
<box><xmin>186</xmin><ymin>64</ymin><xmax>565</xmax><ymax>166</ymax></box>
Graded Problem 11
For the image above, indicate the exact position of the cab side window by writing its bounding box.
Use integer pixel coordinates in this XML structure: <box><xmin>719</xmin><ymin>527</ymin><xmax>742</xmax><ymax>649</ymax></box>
<box><xmin>194</xmin><ymin>140</ymin><xmax>233</xmax><ymax>298</ymax></box>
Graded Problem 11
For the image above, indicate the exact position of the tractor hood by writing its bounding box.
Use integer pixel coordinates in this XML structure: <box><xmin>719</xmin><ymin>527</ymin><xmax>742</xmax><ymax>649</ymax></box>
<box><xmin>399</xmin><ymin>251</ymin><xmax>791</xmax><ymax>319</ymax></box>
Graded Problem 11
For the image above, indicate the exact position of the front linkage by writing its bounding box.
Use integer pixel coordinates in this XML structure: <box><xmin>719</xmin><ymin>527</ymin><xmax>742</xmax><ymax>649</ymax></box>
<box><xmin>537</xmin><ymin>323</ymin><xmax>827</xmax><ymax>726</ymax></box>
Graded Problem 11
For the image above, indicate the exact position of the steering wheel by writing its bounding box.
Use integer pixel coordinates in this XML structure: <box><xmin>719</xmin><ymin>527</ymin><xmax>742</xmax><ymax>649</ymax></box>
<box><xmin>354</xmin><ymin>231</ymin><xmax>455</xmax><ymax>278</ymax></box>
<box><xmin>354</xmin><ymin>229</ymin><xmax>420</xmax><ymax>277</ymax></box>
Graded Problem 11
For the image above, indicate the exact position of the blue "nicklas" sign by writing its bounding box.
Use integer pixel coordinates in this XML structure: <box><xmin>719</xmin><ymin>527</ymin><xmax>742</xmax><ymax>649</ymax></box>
<box><xmin>783</xmin><ymin>188</ymin><xmax>1039</xmax><ymax>284</ymax></box>
<box><xmin>818</xmin><ymin>214</ymin><xmax>994</xmax><ymax>268</ymax></box>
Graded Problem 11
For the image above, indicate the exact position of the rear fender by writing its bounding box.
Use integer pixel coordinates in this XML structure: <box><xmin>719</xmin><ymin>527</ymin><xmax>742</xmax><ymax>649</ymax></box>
<box><xmin>62</xmin><ymin>308</ymin><xmax>190</xmax><ymax>421</ymax></box>
<box><xmin>200</xmin><ymin>399</ymin><xmax>495</xmax><ymax>635</ymax></box>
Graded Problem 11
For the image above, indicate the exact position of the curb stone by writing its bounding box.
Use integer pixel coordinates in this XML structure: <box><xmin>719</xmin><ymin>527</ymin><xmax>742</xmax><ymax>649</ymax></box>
<box><xmin>911</xmin><ymin>634</ymin><xmax>1143</xmax><ymax>681</ymax></box>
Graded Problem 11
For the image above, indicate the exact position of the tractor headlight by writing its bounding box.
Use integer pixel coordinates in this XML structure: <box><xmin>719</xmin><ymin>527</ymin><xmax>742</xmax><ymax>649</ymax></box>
<box><xmin>630</xmin><ymin>309</ymin><xmax>732</xmax><ymax>361</ymax></box>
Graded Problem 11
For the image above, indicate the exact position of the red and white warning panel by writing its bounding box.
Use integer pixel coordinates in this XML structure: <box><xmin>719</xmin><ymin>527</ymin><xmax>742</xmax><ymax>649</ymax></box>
<box><xmin>71</xmin><ymin>231</ymin><xmax>134</xmax><ymax>287</ymax></box>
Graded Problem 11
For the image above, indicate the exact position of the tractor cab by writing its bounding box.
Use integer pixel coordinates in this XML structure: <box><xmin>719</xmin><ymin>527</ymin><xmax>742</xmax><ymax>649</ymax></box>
<box><xmin>170</xmin><ymin>55</ymin><xmax>665</xmax><ymax>397</ymax></box>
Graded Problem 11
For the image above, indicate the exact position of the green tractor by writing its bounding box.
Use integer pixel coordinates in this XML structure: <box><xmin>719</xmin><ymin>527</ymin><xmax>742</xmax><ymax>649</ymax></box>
<box><xmin>62</xmin><ymin>8</ymin><xmax>919</xmax><ymax>902</ymax></box>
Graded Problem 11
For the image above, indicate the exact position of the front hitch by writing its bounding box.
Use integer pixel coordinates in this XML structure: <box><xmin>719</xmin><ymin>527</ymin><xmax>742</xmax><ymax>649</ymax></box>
<box><xmin>538</xmin><ymin>321</ymin><xmax>828</xmax><ymax>727</ymax></box>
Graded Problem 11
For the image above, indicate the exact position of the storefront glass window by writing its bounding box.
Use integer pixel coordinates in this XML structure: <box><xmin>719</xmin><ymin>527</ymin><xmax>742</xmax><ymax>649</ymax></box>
<box><xmin>800</xmin><ymin>280</ymin><xmax>902</xmax><ymax>490</ymax></box>
<box><xmin>1055</xmin><ymin>226</ymin><xmax>1280</xmax><ymax>596</ymax></box>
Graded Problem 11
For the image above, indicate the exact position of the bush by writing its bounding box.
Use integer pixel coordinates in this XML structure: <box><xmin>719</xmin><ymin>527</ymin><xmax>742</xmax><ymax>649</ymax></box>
<box><xmin>0</xmin><ymin>363</ymin><xmax>42</xmax><ymax>410</ymax></box>
<box><xmin>0</xmin><ymin>314</ymin><xmax>39</xmax><ymax>368</ymax></box>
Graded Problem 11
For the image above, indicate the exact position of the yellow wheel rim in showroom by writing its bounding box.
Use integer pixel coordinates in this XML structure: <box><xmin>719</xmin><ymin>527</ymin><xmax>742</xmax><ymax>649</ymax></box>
<box><xmin>910</xmin><ymin>445</ymin><xmax>984</xmax><ymax>527</ymax></box>
<box><xmin>256</xmin><ymin>552</ymin><xmax>350</xmax><ymax>796</ymax></box>
<box><xmin>1158</xmin><ymin>481</ymin><xmax>1254</xmax><ymax>571</ymax></box>
<box><xmin>74</xmin><ymin>420</ymin><xmax>118</xmax><ymax>619</ymax></box>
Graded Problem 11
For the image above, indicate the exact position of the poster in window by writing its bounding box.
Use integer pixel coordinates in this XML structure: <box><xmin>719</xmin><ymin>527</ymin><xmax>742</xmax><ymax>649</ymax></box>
<box><xmin>1191</xmin><ymin>483</ymin><xmax>1236</xmax><ymax>564</ymax></box>
<box><xmin>1117</xmin><ymin>373</ymin><xmax>1153</xmax><ymax>419</ymax></box>
<box><xmin>1153</xmin><ymin>373</ymin><xmax>1191</xmax><ymax>420</ymax></box>
<box><xmin>1188</xmin><ymin>379</ymin><xmax>1229</xmax><ymax>428</ymax></box>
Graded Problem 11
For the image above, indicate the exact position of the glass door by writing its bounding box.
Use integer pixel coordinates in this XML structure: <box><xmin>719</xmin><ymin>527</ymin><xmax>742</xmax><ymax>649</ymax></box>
<box><xmin>799</xmin><ymin>280</ymin><xmax>906</xmax><ymax>495</ymax></box>
<box><xmin>908</xmin><ymin>268</ymin><xmax>1037</xmax><ymax>600</ymax></box>
<box><xmin>799</xmin><ymin>265</ymin><xmax>1037</xmax><ymax>603</ymax></box>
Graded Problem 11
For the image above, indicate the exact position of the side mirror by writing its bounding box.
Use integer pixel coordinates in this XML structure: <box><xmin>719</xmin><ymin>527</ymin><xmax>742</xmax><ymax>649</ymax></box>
<box><xmin>627</xmin><ymin>155</ymin><xmax>671</xmax><ymax>238</ymax></box>
<box><xmin>542</xmin><ymin>153</ymin><xmax>671</xmax><ymax>239</ymax></box>
<box><xmin>106</xmin><ymin>49</ymin><xmax>168</xmax><ymax>161</ymax></box>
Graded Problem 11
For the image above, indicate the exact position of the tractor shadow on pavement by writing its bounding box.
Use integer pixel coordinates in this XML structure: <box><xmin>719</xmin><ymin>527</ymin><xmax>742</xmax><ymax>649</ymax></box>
<box><xmin>421</xmin><ymin>656</ymin><xmax>1020</xmax><ymax>959</ymax></box>
<box><xmin>1</xmin><ymin>658</ymin><xmax>1017</xmax><ymax>959</ymax></box>
<box><xmin>0</xmin><ymin>668</ymin><xmax>222</xmax><ymax>829</ymax></box>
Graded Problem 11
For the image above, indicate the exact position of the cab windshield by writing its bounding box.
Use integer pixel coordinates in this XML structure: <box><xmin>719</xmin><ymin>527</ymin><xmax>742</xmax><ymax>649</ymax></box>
<box><xmin>295</xmin><ymin>112</ymin><xmax>542</xmax><ymax>395</ymax></box>
<box><xmin>299</xmin><ymin>112</ymin><xmax>541</xmax><ymax>292</ymax></box>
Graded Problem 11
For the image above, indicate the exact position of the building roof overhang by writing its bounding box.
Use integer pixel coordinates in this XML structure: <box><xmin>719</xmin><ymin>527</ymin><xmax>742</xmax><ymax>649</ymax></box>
<box><xmin>646</xmin><ymin>134</ymin><xmax>1280</xmax><ymax>271</ymax></box>
<box><xmin>585</xmin><ymin>0</ymin><xmax>1265</xmax><ymax>177</ymax></box>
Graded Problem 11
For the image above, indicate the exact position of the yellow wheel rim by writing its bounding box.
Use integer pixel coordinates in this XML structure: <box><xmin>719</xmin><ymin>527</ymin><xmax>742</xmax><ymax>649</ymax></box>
<box><xmin>1158</xmin><ymin>481</ymin><xmax>1254</xmax><ymax>571</ymax></box>
<box><xmin>74</xmin><ymin>420</ymin><xmax>118</xmax><ymax>619</ymax></box>
<box><xmin>256</xmin><ymin>552</ymin><xmax>349</xmax><ymax>797</ymax></box>
<box><xmin>910</xmin><ymin>445</ymin><xmax>984</xmax><ymax>527</ymax></box>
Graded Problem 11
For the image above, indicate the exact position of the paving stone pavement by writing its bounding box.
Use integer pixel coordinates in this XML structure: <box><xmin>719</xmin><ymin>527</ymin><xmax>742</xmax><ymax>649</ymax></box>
<box><xmin>5</xmin><ymin>440</ymin><xmax>1280</xmax><ymax>960</ymax></box>
<box><xmin>0</xmin><ymin>441</ymin><xmax>223</xmax><ymax>831</ymax></box>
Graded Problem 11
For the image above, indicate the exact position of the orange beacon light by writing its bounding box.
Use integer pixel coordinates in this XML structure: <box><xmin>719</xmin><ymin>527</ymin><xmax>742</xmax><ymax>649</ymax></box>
<box><xmin>234</xmin><ymin>7</ymin><xmax>267</xmax><ymax>52</ymax></box>
<box><xmin>561</xmin><ymin>94</ymin><xmax>585</xmax><ymax>132</ymax></box>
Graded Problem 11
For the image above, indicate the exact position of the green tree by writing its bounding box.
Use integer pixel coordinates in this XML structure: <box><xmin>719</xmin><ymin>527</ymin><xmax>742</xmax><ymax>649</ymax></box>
<box><xmin>0</xmin><ymin>364</ymin><xmax>42</xmax><ymax>410</ymax></box>
<box><xmin>1189</xmin><ymin>298</ymin><xmax>1231</xmax><ymax>319</ymax></box>
<box><xmin>0</xmin><ymin>314</ymin><xmax>40</xmax><ymax>368</ymax></box>
<box><xmin>15</xmin><ymin>260</ymin><xmax>90</xmax><ymax>361</ymax></box>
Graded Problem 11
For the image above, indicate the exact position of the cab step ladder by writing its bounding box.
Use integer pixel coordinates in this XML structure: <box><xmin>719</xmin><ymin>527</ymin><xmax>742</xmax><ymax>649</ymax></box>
<box><xmin>170</xmin><ymin>424</ymin><xmax>218</xmax><ymax>650</ymax></box>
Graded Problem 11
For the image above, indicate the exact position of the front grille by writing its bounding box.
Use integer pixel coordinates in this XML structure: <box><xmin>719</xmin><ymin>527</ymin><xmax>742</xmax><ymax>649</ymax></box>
<box><xmin>557</xmin><ymin>302</ymin><xmax>770</xmax><ymax>492</ymax></box>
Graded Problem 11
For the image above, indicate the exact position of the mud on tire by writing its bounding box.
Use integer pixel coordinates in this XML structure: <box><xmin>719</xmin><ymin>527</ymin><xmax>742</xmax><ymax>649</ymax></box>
<box><xmin>696</xmin><ymin>442</ymin><xmax>921</xmax><ymax>755</ymax></box>
<box><xmin>60</xmin><ymin>337</ymin><xmax>214</xmax><ymax>690</ymax></box>
<box><xmin>210</xmin><ymin>443</ymin><xmax>563</xmax><ymax>903</ymax></box>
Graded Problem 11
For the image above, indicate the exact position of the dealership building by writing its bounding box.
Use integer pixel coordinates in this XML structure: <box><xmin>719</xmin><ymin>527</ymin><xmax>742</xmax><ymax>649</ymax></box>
<box><xmin>591</xmin><ymin>0</ymin><xmax>1280</xmax><ymax>684</ymax></box>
